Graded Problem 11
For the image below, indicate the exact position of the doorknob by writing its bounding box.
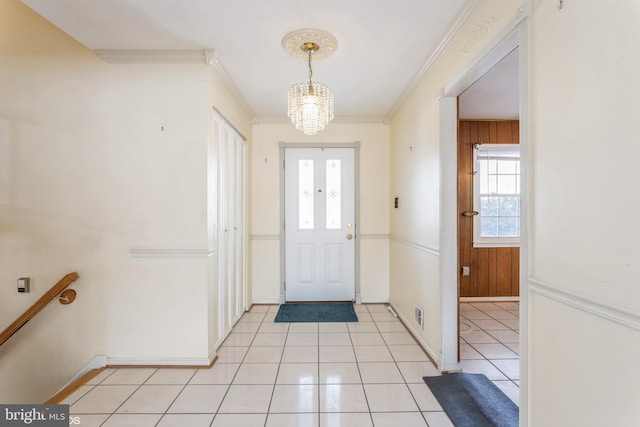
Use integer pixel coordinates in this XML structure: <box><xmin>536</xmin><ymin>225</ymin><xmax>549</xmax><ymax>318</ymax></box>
<box><xmin>462</xmin><ymin>211</ymin><xmax>479</xmax><ymax>217</ymax></box>
<box><xmin>346</xmin><ymin>234</ymin><xmax>353</xmax><ymax>240</ymax></box>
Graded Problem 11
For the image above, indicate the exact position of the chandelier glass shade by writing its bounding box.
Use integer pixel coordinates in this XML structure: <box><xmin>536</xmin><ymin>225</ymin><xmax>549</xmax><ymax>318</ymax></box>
<box><xmin>287</xmin><ymin>80</ymin><xmax>334</xmax><ymax>135</ymax></box>
<box><xmin>284</xmin><ymin>34</ymin><xmax>336</xmax><ymax>136</ymax></box>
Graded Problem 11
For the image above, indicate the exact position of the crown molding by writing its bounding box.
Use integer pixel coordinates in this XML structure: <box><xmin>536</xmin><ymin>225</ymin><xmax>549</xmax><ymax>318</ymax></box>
<box><xmin>385</xmin><ymin>0</ymin><xmax>486</xmax><ymax>121</ymax></box>
<box><xmin>204</xmin><ymin>49</ymin><xmax>255</xmax><ymax>120</ymax></box>
<box><xmin>94</xmin><ymin>49</ymin><xmax>208</xmax><ymax>64</ymax></box>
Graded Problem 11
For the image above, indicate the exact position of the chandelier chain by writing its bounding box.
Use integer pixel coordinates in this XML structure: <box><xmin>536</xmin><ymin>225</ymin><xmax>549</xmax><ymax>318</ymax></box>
<box><xmin>285</xmin><ymin>31</ymin><xmax>335</xmax><ymax>135</ymax></box>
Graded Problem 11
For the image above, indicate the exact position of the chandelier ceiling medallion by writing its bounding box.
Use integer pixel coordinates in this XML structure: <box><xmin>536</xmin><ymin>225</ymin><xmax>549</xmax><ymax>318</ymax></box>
<box><xmin>282</xmin><ymin>29</ymin><xmax>337</xmax><ymax>135</ymax></box>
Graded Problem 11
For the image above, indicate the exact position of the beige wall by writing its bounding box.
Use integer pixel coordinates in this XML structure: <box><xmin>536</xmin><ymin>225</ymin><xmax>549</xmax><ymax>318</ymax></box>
<box><xmin>249</xmin><ymin>122</ymin><xmax>390</xmax><ymax>303</ymax></box>
<box><xmin>389</xmin><ymin>0</ymin><xmax>523</xmax><ymax>364</ymax></box>
<box><xmin>528</xmin><ymin>1</ymin><xmax>640</xmax><ymax>425</ymax></box>
<box><xmin>0</xmin><ymin>0</ymin><xmax>252</xmax><ymax>402</ymax></box>
<box><xmin>389</xmin><ymin>0</ymin><xmax>640</xmax><ymax>424</ymax></box>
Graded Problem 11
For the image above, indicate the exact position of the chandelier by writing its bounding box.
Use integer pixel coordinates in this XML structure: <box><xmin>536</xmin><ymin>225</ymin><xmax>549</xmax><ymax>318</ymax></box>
<box><xmin>282</xmin><ymin>29</ymin><xmax>337</xmax><ymax>135</ymax></box>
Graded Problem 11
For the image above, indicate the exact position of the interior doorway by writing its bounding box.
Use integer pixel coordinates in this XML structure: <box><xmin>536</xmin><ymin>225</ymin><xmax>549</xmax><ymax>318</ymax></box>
<box><xmin>439</xmin><ymin>17</ymin><xmax>531</xmax><ymax>423</ymax></box>
<box><xmin>456</xmin><ymin>47</ymin><xmax>521</xmax><ymax>404</ymax></box>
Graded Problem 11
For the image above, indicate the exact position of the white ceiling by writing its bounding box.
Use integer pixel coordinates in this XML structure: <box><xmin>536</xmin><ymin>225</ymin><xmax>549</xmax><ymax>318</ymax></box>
<box><xmin>22</xmin><ymin>0</ymin><xmax>517</xmax><ymax>122</ymax></box>
<box><xmin>459</xmin><ymin>48</ymin><xmax>519</xmax><ymax>120</ymax></box>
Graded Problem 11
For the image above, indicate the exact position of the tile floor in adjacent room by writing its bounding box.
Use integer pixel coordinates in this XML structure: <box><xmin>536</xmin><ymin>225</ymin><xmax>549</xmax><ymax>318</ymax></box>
<box><xmin>459</xmin><ymin>301</ymin><xmax>520</xmax><ymax>404</ymax></box>
<box><xmin>63</xmin><ymin>302</ymin><xmax>519</xmax><ymax>427</ymax></box>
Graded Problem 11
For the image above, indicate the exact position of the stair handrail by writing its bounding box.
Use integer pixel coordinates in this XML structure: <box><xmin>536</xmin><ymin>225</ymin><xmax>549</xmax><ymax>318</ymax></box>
<box><xmin>0</xmin><ymin>272</ymin><xmax>79</xmax><ymax>348</ymax></box>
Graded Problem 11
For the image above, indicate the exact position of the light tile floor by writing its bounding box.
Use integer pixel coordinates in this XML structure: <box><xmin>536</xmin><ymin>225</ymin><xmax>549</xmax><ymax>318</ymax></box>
<box><xmin>63</xmin><ymin>302</ymin><xmax>519</xmax><ymax>426</ymax></box>
<box><xmin>459</xmin><ymin>301</ymin><xmax>520</xmax><ymax>404</ymax></box>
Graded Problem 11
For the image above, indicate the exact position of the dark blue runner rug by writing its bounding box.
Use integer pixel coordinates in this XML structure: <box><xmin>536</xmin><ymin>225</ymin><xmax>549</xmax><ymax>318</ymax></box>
<box><xmin>423</xmin><ymin>373</ymin><xmax>519</xmax><ymax>427</ymax></box>
<box><xmin>274</xmin><ymin>303</ymin><xmax>358</xmax><ymax>322</ymax></box>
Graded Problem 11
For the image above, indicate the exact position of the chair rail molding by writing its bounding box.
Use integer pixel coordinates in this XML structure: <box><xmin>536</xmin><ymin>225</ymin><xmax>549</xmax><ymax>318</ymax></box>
<box><xmin>250</xmin><ymin>234</ymin><xmax>281</xmax><ymax>241</ymax></box>
<box><xmin>129</xmin><ymin>248</ymin><xmax>214</xmax><ymax>258</ymax></box>
<box><xmin>389</xmin><ymin>235</ymin><xmax>440</xmax><ymax>256</ymax></box>
<box><xmin>528</xmin><ymin>277</ymin><xmax>640</xmax><ymax>331</ymax></box>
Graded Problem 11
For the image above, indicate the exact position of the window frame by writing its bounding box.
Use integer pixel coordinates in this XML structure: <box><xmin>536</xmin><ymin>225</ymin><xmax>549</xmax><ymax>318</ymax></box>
<box><xmin>472</xmin><ymin>143</ymin><xmax>521</xmax><ymax>248</ymax></box>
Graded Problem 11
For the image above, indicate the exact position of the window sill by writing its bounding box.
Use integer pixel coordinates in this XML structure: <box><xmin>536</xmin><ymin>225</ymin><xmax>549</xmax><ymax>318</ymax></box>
<box><xmin>473</xmin><ymin>242</ymin><xmax>520</xmax><ymax>248</ymax></box>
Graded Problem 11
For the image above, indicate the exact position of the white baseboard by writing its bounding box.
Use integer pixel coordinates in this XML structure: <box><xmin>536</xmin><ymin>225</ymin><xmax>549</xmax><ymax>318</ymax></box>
<box><xmin>56</xmin><ymin>356</ymin><xmax>107</xmax><ymax>394</ymax></box>
<box><xmin>388</xmin><ymin>300</ymin><xmax>443</xmax><ymax>370</ymax></box>
<box><xmin>250</xmin><ymin>298</ymin><xmax>281</xmax><ymax>305</ymax></box>
<box><xmin>460</xmin><ymin>296</ymin><xmax>520</xmax><ymax>302</ymax></box>
<box><xmin>250</xmin><ymin>298</ymin><xmax>390</xmax><ymax>306</ymax></box>
<box><xmin>360</xmin><ymin>298</ymin><xmax>390</xmax><ymax>304</ymax></box>
<box><xmin>106</xmin><ymin>356</ymin><xmax>213</xmax><ymax>366</ymax></box>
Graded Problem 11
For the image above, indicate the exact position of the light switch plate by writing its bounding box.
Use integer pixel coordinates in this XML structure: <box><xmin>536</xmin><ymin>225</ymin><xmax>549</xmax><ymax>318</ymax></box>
<box><xmin>17</xmin><ymin>277</ymin><xmax>30</xmax><ymax>293</ymax></box>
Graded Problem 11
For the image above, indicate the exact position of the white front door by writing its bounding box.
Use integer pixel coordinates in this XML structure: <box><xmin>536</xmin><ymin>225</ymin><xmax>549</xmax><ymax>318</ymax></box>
<box><xmin>284</xmin><ymin>147</ymin><xmax>355</xmax><ymax>301</ymax></box>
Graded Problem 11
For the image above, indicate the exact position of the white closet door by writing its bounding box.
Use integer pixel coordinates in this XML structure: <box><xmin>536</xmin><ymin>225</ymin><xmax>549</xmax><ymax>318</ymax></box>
<box><xmin>213</xmin><ymin>112</ymin><xmax>246</xmax><ymax>338</ymax></box>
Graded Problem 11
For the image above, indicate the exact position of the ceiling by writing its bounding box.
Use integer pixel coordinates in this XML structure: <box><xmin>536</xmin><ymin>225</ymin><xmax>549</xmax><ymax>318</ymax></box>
<box><xmin>22</xmin><ymin>0</ymin><xmax>517</xmax><ymax>122</ymax></box>
<box><xmin>459</xmin><ymin>48</ymin><xmax>519</xmax><ymax>120</ymax></box>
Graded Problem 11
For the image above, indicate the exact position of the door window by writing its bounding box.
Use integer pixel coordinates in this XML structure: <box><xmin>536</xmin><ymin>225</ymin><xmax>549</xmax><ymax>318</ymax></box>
<box><xmin>325</xmin><ymin>159</ymin><xmax>342</xmax><ymax>229</ymax></box>
<box><xmin>298</xmin><ymin>159</ymin><xmax>315</xmax><ymax>230</ymax></box>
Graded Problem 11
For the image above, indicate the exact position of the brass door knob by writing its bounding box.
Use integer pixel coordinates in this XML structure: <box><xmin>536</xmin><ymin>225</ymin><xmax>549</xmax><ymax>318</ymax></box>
<box><xmin>346</xmin><ymin>234</ymin><xmax>353</xmax><ymax>240</ymax></box>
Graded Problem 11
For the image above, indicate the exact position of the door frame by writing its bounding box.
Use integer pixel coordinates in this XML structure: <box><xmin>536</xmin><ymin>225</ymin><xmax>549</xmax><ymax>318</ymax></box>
<box><xmin>279</xmin><ymin>141</ymin><xmax>361</xmax><ymax>304</ymax></box>
<box><xmin>439</xmin><ymin>7</ymin><xmax>531</xmax><ymax>426</ymax></box>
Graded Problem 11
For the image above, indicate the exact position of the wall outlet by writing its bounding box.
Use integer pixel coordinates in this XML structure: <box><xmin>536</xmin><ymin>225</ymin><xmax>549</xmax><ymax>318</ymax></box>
<box><xmin>414</xmin><ymin>305</ymin><xmax>424</xmax><ymax>330</ymax></box>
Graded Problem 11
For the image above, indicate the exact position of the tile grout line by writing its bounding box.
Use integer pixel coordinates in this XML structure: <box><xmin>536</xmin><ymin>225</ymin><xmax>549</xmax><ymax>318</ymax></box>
<box><xmin>98</xmin><ymin>367</ymin><xmax>158</xmax><ymax>426</ymax></box>
<box><xmin>264</xmin><ymin>310</ymin><xmax>290</xmax><ymax>426</ymax></box>
<box><xmin>153</xmin><ymin>367</ymin><xmax>200</xmax><ymax>427</ymax></box>
<box><xmin>215</xmin><ymin>309</ymin><xmax>268</xmax><ymax>427</ymax></box>
<box><xmin>88</xmin><ymin>304</ymin><xmax>458</xmax><ymax>426</ymax></box>
<box><xmin>353</xmin><ymin>305</ymin><xmax>374</xmax><ymax>427</ymax></box>
<box><xmin>376</xmin><ymin>305</ymin><xmax>431</xmax><ymax>426</ymax></box>
<box><xmin>476</xmin><ymin>304</ymin><xmax>521</xmax><ymax>398</ymax></box>
<box><xmin>67</xmin><ymin>368</ymin><xmax>118</xmax><ymax>413</ymax></box>
<box><xmin>460</xmin><ymin>303</ymin><xmax>520</xmax><ymax>404</ymax></box>
<box><xmin>317</xmin><ymin>323</ymin><xmax>321</xmax><ymax>427</ymax></box>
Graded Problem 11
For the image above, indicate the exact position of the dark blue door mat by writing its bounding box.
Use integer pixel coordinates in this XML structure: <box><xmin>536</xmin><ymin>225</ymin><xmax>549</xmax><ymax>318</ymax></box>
<box><xmin>274</xmin><ymin>303</ymin><xmax>359</xmax><ymax>322</ymax></box>
<box><xmin>423</xmin><ymin>373</ymin><xmax>519</xmax><ymax>427</ymax></box>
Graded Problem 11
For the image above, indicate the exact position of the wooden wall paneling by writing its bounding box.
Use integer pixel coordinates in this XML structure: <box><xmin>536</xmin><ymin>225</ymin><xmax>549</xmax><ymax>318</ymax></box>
<box><xmin>496</xmin><ymin>121</ymin><xmax>513</xmax><ymax>143</ymax></box>
<box><xmin>457</xmin><ymin>120</ymin><xmax>520</xmax><ymax>298</ymax></box>
<box><xmin>496</xmin><ymin>249</ymin><xmax>512</xmax><ymax>296</ymax></box>
<box><xmin>457</xmin><ymin>120</ymin><xmax>472</xmax><ymax>297</ymax></box>
<box><xmin>487</xmin><ymin>248</ymin><xmax>497</xmax><ymax>296</ymax></box>
<box><xmin>478</xmin><ymin>121</ymin><xmax>490</xmax><ymax>145</ymax></box>
<box><xmin>511</xmin><ymin>121</ymin><xmax>520</xmax><ymax>144</ymax></box>
<box><xmin>488</xmin><ymin>121</ymin><xmax>498</xmax><ymax>143</ymax></box>
<box><xmin>476</xmin><ymin>249</ymin><xmax>489</xmax><ymax>297</ymax></box>
<box><xmin>511</xmin><ymin>247</ymin><xmax>520</xmax><ymax>296</ymax></box>
<box><xmin>466</xmin><ymin>121</ymin><xmax>480</xmax><ymax>297</ymax></box>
